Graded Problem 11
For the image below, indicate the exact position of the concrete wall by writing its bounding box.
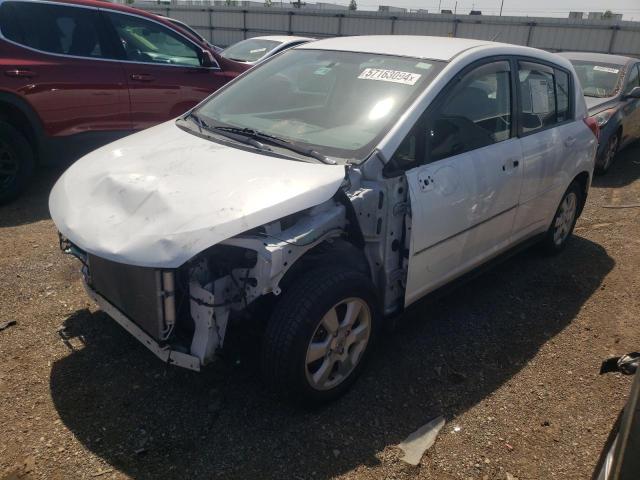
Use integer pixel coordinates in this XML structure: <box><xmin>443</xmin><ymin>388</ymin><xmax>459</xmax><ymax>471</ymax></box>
<box><xmin>132</xmin><ymin>2</ymin><xmax>640</xmax><ymax>56</ymax></box>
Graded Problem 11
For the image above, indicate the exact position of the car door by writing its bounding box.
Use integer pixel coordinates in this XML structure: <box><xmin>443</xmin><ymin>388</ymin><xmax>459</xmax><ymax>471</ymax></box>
<box><xmin>0</xmin><ymin>0</ymin><xmax>130</xmax><ymax>136</ymax></box>
<box><xmin>102</xmin><ymin>10</ymin><xmax>229</xmax><ymax>130</ymax></box>
<box><xmin>620</xmin><ymin>63</ymin><xmax>640</xmax><ymax>144</ymax></box>
<box><xmin>400</xmin><ymin>59</ymin><xmax>523</xmax><ymax>305</ymax></box>
<box><xmin>512</xmin><ymin>61</ymin><xmax>579</xmax><ymax>239</ymax></box>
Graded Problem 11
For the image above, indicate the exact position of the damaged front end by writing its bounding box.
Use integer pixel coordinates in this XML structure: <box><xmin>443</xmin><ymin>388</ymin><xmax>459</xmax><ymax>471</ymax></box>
<box><xmin>60</xmin><ymin>198</ymin><xmax>347</xmax><ymax>370</ymax></box>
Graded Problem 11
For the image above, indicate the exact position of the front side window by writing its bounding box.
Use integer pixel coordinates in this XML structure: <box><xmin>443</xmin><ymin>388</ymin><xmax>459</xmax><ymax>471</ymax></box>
<box><xmin>429</xmin><ymin>61</ymin><xmax>512</xmax><ymax>161</ymax></box>
<box><xmin>391</xmin><ymin>60</ymin><xmax>512</xmax><ymax>168</ymax></box>
<box><xmin>104</xmin><ymin>12</ymin><xmax>202</xmax><ymax>67</ymax></box>
<box><xmin>623</xmin><ymin>64</ymin><xmax>640</xmax><ymax>95</ymax></box>
<box><xmin>518</xmin><ymin>62</ymin><xmax>557</xmax><ymax>134</ymax></box>
<box><xmin>220</xmin><ymin>38</ymin><xmax>281</xmax><ymax>63</ymax></box>
<box><xmin>0</xmin><ymin>1</ymin><xmax>111</xmax><ymax>58</ymax></box>
<box><xmin>194</xmin><ymin>49</ymin><xmax>445</xmax><ymax>162</ymax></box>
<box><xmin>571</xmin><ymin>60</ymin><xmax>623</xmax><ymax>98</ymax></box>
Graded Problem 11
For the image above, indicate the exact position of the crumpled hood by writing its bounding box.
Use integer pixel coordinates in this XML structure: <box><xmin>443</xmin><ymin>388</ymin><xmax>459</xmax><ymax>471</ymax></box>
<box><xmin>49</xmin><ymin>121</ymin><xmax>346</xmax><ymax>268</ymax></box>
<box><xmin>586</xmin><ymin>95</ymin><xmax>618</xmax><ymax>115</ymax></box>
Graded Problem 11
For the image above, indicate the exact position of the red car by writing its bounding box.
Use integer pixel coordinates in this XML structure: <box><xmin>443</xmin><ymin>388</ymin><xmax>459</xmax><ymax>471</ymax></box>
<box><xmin>0</xmin><ymin>0</ymin><xmax>249</xmax><ymax>203</ymax></box>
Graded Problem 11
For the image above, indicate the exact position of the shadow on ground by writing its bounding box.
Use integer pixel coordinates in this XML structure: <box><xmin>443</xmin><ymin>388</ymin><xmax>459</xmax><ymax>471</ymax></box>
<box><xmin>0</xmin><ymin>166</ymin><xmax>66</xmax><ymax>228</ymax></box>
<box><xmin>50</xmin><ymin>236</ymin><xmax>613</xmax><ymax>479</ymax></box>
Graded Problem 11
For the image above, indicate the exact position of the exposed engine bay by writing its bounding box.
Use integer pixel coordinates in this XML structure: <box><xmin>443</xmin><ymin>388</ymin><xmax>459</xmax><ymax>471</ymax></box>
<box><xmin>61</xmin><ymin>160</ymin><xmax>410</xmax><ymax>371</ymax></box>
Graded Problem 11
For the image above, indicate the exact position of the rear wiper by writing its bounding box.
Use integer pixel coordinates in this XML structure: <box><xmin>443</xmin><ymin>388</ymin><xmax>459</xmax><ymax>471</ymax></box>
<box><xmin>212</xmin><ymin>126</ymin><xmax>337</xmax><ymax>165</ymax></box>
<box><xmin>185</xmin><ymin>113</ymin><xmax>270</xmax><ymax>151</ymax></box>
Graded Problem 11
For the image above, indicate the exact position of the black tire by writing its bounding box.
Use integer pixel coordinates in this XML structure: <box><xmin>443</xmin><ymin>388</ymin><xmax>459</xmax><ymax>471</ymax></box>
<box><xmin>261</xmin><ymin>265</ymin><xmax>380</xmax><ymax>405</ymax></box>
<box><xmin>541</xmin><ymin>181</ymin><xmax>582</xmax><ymax>254</ymax></box>
<box><xmin>0</xmin><ymin>121</ymin><xmax>35</xmax><ymax>205</ymax></box>
<box><xmin>595</xmin><ymin>132</ymin><xmax>619</xmax><ymax>176</ymax></box>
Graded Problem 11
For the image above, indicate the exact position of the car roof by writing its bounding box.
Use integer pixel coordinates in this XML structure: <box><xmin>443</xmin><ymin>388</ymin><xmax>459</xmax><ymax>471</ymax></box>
<box><xmin>245</xmin><ymin>35</ymin><xmax>315</xmax><ymax>44</ymax></box>
<box><xmin>300</xmin><ymin>35</ymin><xmax>501</xmax><ymax>61</ymax></box>
<box><xmin>557</xmin><ymin>51</ymin><xmax>637</xmax><ymax>66</ymax></box>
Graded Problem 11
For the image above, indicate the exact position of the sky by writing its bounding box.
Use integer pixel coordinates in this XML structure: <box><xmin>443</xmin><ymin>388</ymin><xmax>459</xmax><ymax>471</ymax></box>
<box><xmin>349</xmin><ymin>0</ymin><xmax>640</xmax><ymax>20</ymax></box>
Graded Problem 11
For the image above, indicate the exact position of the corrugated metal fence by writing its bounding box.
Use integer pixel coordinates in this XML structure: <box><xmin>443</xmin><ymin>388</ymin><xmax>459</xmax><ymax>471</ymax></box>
<box><xmin>133</xmin><ymin>2</ymin><xmax>640</xmax><ymax>57</ymax></box>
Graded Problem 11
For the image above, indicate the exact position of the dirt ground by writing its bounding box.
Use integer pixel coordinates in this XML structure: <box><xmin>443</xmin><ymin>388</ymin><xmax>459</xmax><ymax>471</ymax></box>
<box><xmin>1</xmin><ymin>145</ymin><xmax>639</xmax><ymax>480</ymax></box>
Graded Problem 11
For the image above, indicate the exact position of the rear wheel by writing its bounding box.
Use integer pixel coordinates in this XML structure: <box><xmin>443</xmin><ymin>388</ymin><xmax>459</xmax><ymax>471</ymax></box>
<box><xmin>261</xmin><ymin>265</ymin><xmax>380</xmax><ymax>405</ymax></box>
<box><xmin>0</xmin><ymin>121</ymin><xmax>35</xmax><ymax>204</ymax></box>
<box><xmin>596</xmin><ymin>132</ymin><xmax>619</xmax><ymax>175</ymax></box>
<box><xmin>541</xmin><ymin>181</ymin><xmax>582</xmax><ymax>254</ymax></box>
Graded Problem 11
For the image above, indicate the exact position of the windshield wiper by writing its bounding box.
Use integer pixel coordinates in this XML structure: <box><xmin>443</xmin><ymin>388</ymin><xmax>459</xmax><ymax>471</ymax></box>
<box><xmin>212</xmin><ymin>126</ymin><xmax>337</xmax><ymax>165</ymax></box>
<box><xmin>185</xmin><ymin>113</ymin><xmax>271</xmax><ymax>151</ymax></box>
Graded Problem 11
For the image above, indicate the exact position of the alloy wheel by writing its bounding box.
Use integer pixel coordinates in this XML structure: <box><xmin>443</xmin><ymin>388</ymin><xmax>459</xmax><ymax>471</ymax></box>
<box><xmin>553</xmin><ymin>191</ymin><xmax>578</xmax><ymax>246</ymax></box>
<box><xmin>305</xmin><ymin>297</ymin><xmax>371</xmax><ymax>391</ymax></box>
<box><xmin>601</xmin><ymin>135</ymin><xmax>619</xmax><ymax>172</ymax></box>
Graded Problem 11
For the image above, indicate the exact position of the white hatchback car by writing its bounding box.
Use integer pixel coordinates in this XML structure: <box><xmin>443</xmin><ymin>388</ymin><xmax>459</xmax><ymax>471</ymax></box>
<box><xmin>50</xmin><ymin>36</ymin><xmax>598</xmax><ymax>404</ymax></box>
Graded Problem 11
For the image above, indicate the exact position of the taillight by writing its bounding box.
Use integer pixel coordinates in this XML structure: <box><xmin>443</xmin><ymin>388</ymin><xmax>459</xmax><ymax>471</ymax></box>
<box><xmin>584</xmin><ymin>116</ymin><xmax>600</xmax><ymax>140</ymax></box>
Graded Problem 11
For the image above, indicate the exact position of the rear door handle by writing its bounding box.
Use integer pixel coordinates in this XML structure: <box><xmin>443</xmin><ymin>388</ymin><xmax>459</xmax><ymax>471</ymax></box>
<box><xmin>564</xmin><ymin>137</ymin><xmax>576</xmax><ymax>147</ymax></box>
<box><xmin>130</xmin><ymin>73</ymin><xmax>154</xmax><ymax>82</ymax></box>
<box><xmin>4</xmin><ymin>69</ymin><xmax>36</xmax><ymax>78</ymax></box>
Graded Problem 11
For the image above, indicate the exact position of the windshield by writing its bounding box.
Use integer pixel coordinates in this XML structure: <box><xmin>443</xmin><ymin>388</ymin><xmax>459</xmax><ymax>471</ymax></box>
<box><xmin>571</xmin><ymin>60</ymin><xmax>624</xmax><ymax>97</ymax></box>
<box><xmin>221</xmin><ymin>39</ymin><xmax>281</xmax><ymax>63</ymax></box>
<box><xmin>193</xmin><ymin>49</ymin><xmax>444</xmax><ymax>162</ymax></box>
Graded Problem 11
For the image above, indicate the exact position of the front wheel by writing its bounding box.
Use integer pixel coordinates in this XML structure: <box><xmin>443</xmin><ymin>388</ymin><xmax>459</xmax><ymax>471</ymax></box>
<box><xmin>541</xmin><ymin>181</ymin><xmax>582</xmax><ymax>254</ymax></box>
<box><xmin>596</xmin><ymin>132</ymin><xmax>619</xmax><ymax>175</ymax></box>
<box><xmin>261</xmin><ymin>266</ymin><xmax>380</xmax><ymax>405</ymax></box>
<box><xmin>0</xmin><ymin>121</ymin><xmax>35</xmax><ymax>205</ymax></box>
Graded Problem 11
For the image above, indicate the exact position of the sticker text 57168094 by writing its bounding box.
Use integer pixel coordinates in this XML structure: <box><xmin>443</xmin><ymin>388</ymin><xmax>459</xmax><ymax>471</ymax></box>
<box><xmin>358</xmin><ymin>68</ymin><xmax>422</xmax><ymax>85</ymax></box>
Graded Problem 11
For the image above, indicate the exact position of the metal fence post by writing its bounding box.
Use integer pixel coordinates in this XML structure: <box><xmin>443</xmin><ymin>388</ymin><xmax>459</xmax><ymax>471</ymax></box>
<box><xmin>608</xmin><ymin>25</ymin><xmax>620</xmax><ymax>54</ymax></box>
<box><xmin>390</xmin><ymin>16</ymin><xmax>397</xmax><ymax>35</ymax></box>
<box><xmin>526</xmin><ymin>21</ymin><xmax>535</xmax><ymax>46</ymax></box>
<box><xmin>337</xmin><ymin>13</ymin><xmax>344</xmax><ymax>36</ymax></box>
<box><xmin>243</xmin><ymin>10</ymin><xmax>247</xmax><ymax>39</ymax></box>
<box><xmin>288</xmin><ymin>11</ymin><xmax>293</xmax><ymax>35</ymax></box>
<box><xmin>208</xmin><ymin>8</ymin><xmax>214</xmax><ymax>44</ymax></box>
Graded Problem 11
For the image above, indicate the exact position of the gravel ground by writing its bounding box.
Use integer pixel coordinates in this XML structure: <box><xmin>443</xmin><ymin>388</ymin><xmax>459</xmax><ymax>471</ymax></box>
<box><xmin>1</xmin><ymin>145</ymin><xmax>639</xmax><ymax>480</ymax></box>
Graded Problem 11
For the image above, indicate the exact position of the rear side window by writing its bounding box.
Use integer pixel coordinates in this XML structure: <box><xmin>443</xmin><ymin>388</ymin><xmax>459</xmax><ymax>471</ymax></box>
<box><xmin>0</xmin><ymin>1</ymin><xmax>112</xmax><ymax>59</ymax></box>
<box><xmin>518</xmin><ymin>61</ymin><xmax>572</xmax><ymax>135</ymax></box>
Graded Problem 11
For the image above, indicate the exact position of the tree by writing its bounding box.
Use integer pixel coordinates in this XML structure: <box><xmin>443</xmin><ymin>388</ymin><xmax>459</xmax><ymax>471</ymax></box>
<box><xmin>348</xmin><ymin>0</ymin><xmax>357</xmax><ymax>10</ymax></box>
<box><xmin>264</xmin><ymin>0</ymin><xmax>273</xmax><ymax>6</ymax></box>
<box><xmin>603</xmin><ymin>10</ymin><xmax>613</xmax><ymax>19</ymax></box>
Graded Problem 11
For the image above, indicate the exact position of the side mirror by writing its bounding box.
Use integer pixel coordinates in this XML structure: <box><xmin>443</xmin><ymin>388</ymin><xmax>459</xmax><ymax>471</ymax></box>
<box><xmin>624</xmin><ymin>85</ymin><xmax>640</xmax><ymax>99</ymax></box>
<box><xmin>199</xmin><ymin>49</ymin><xmax>216</xmax><ymax>68</ymax></box>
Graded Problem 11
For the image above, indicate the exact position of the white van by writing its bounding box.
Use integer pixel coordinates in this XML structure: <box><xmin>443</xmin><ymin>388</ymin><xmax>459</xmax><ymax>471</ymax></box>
<box><xmin>50</xmin><ymin>36</ymin><xmax>598</xmax><ymax>404</ymax></box>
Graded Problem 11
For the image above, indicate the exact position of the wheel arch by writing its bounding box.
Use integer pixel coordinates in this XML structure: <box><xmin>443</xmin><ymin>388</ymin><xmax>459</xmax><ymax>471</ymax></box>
<box><xmin>278</xmin><ymin>237</ymin><xmax>371</xmax><ymax>295</ymax></box>
<box><xmin>572</xmin><ymin>170</ymin><xmax>591</xmax><ymax>217</ymax></box>
<box><xmin>0</xmin><ymin>92</ymin><xmax>44</xmax><ymax>161</ymax></box>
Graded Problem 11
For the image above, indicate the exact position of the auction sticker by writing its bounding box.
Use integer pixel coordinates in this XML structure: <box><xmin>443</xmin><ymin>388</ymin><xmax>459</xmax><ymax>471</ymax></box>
<box><xmin>358</xmin><ymin>68</ymin><xmax>421</xmax><ymax>85</ymax></box>
<box><xmin>594</xmin><ymin>66</ymin><xmax>619</xmax><ymax>74</ymax></box>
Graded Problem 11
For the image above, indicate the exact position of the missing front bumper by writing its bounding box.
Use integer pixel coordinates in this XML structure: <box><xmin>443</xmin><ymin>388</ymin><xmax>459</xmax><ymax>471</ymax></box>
<box><xmin>82</xmin><ymin>279</ymin><xmax>201</xmax><ymax>372</ymax></box>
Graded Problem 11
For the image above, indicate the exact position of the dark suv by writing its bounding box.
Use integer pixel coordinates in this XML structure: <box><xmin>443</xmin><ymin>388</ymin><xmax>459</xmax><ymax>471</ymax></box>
<box><xmin>0</xmin><ymin>0</ymin><xmax>248</xmax><ymax>203</ymax></box>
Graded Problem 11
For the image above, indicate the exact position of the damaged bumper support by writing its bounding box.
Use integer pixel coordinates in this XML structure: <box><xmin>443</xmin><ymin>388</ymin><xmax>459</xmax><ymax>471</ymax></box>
<box><xmin>82</xmin><ymin>278</ymin><xmax>202</xmax><ymax>371</ymax></box>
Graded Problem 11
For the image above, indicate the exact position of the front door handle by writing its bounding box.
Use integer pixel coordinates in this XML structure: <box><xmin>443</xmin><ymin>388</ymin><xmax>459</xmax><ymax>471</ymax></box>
<box><xmin>502</xmin><ymin>158</ymin><xmax>520</xmax><ymax>171</ymax></box>
<box><xmin>4</xmin><ymin>69</ymin><xmax>36</xmax><ymax>78</ymax></box>
<box><xmin>130</xmin><ymin>73</ymin><xmax>154</xmax><ymax>82</ymax></box>
<box><xmin>564</xmin><ymin>137</ymin><xmax>576</xmax><ymax>147</ymax></box>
